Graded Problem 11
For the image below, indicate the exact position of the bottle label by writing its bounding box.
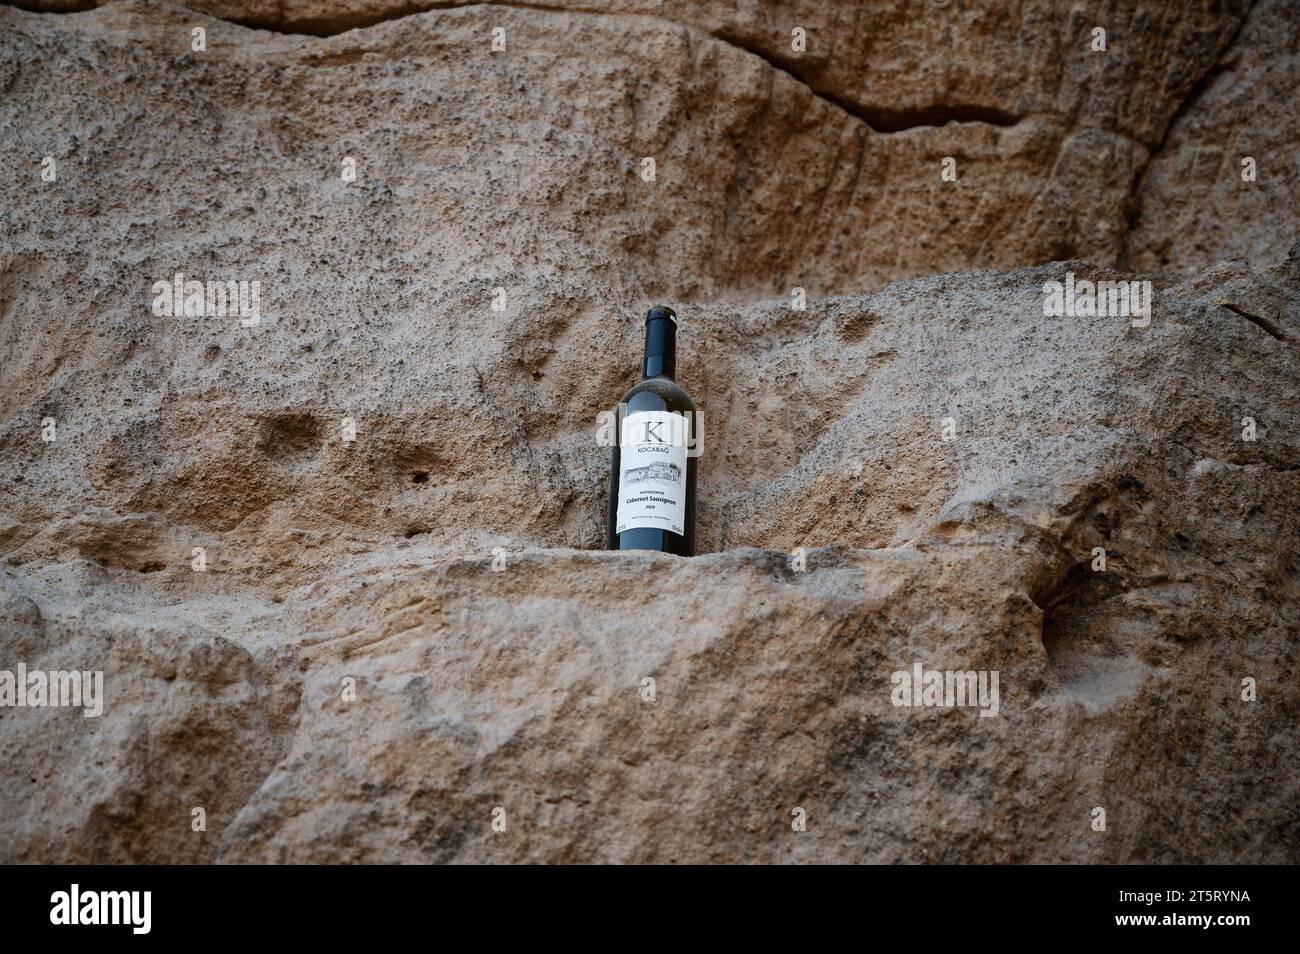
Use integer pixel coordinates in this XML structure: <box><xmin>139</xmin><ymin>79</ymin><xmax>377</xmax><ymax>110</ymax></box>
<box><xmin>616</xmin><ymin>410</ymin><xmax>688</xmax><ymax>536</ymax></box>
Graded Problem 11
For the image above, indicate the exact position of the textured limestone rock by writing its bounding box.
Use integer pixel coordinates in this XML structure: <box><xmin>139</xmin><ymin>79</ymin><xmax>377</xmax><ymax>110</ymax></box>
<box><xmin>5</xmin><ymin>0</ymin><xmax>1251</xmax><ymax>151</ymax></box>
<box><xmin>1126</xmin><ymin>0</ymin><xmax>1300</xmax><ymax>274</ymax></box>
<box><xmin>0</xmin><ymin>1</ymin><xmax>1297</xmax><ymax>863</ymax></box>
<box><xmin>0</xmin><ymin>0</ymin><xmax>1262</xmax><ymax>285</ymax></box>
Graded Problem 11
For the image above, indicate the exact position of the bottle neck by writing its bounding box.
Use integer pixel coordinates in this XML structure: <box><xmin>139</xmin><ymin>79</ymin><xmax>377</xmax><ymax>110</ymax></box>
<box><xmin>642</xmin><ymin>316</ymin><xmax>676</xmax><ymax>379</ymax></box>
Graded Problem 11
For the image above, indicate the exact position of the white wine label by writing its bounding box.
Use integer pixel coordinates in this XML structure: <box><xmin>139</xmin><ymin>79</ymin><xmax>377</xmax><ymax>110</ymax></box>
<box><xmin>616</xmin><ymin>410</ymin><xmax>688</xmax><ymax>536</ymax></box>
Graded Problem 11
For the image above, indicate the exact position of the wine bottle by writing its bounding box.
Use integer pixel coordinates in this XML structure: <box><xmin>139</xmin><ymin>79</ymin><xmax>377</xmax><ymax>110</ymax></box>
<box><xmin>606</xmin><ymin>306</ymin><xmax>697</xmax><ymax>555</ymax></box>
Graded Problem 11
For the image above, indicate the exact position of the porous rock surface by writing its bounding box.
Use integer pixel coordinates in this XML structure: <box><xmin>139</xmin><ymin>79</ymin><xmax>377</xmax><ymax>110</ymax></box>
<box><xmin>0</xmin><ymin>0</ymin><xmax>1296</xmax><ymax>862</ymax></box>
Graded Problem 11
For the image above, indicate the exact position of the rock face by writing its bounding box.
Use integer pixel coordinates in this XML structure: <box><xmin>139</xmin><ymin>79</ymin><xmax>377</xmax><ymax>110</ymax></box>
<box><xmin>0</xmin><ymin>1</ymin><xmax>1297</xmax><ymax>863</ymax></box>
<box><xmin>1126</xmin><ymin>0</ymin><xmax>1300</xmax><ymax>274</ymax></box>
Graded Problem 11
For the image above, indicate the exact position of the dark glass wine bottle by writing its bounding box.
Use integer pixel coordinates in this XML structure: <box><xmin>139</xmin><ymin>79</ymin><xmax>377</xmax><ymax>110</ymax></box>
<box><xmin>606</xmin><ymin>306</ymin><xmax>697</xmax><ymax>555</ymax></box>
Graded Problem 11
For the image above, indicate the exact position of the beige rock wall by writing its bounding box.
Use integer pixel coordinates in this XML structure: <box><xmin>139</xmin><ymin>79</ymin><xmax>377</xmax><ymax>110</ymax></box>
<box><xmin>1126</xmin><ymin>0</ymin><xmax>1300</xmax><ymax>273</ymax></box>
<box><xmin>0</xmin><ymin>1</ymin><xmax>1296</xmax><ymax>863</ymax></box>
<box><xmin>3</xmin><ymin>0</ymin><xmax>1271</xmax><ymax>286</ymax></box>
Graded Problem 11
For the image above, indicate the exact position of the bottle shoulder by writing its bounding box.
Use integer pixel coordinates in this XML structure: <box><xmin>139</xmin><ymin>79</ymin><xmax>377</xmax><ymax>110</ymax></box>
<box><xmin>621</xmin><ymin>376</ymin><xmax>696</xmax><ymax>413</ymax></box>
